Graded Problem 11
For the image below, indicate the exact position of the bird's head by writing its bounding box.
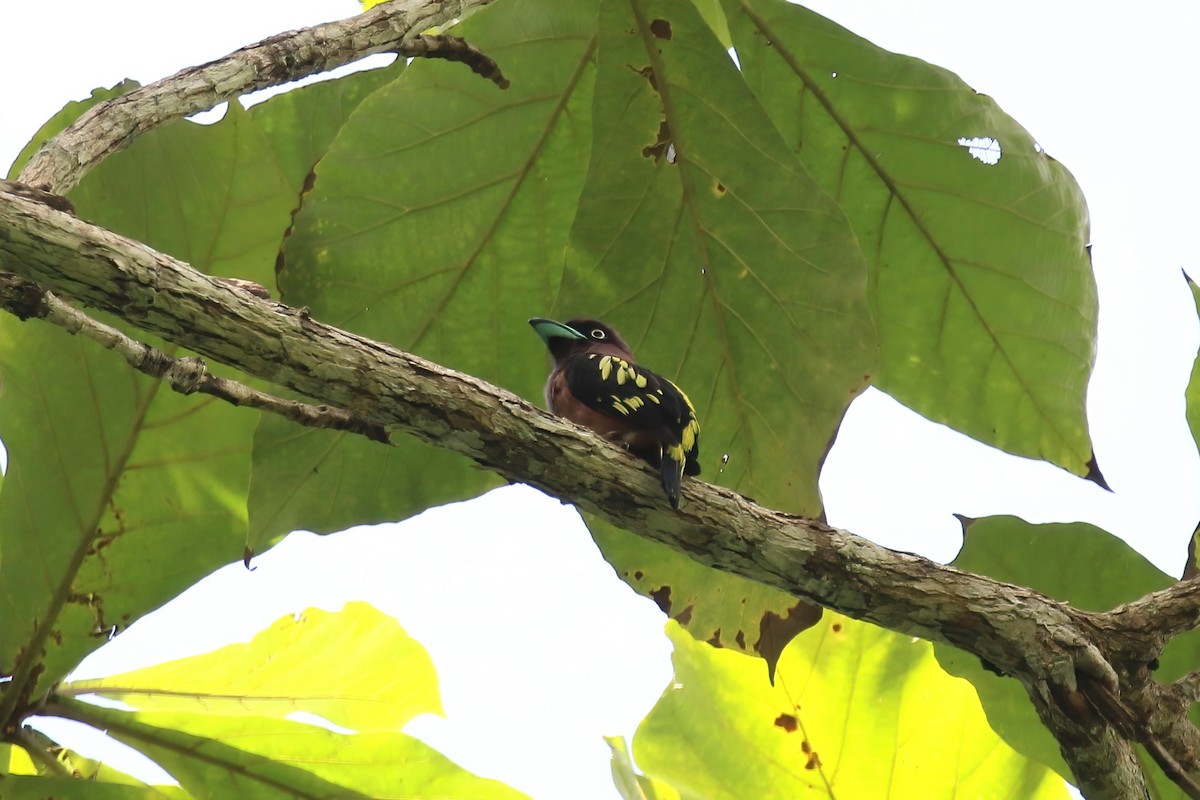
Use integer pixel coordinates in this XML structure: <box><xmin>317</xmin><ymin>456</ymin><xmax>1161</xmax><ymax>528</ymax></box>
<box><xmin>529</xmin><ymin>318</ymin><xmax>634</xmax><ymax>363</ymax></box>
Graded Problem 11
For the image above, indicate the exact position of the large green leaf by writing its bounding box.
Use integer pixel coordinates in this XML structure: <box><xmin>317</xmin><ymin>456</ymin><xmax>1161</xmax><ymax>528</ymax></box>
<box><xmin>246</xmin><ymin>60</ymin><xmax>419</xmax><ymax>552</ymax></box>
<box><xmin>563</xmin><ymin>0</ymin><xmax>875</xmax><ymax>515</ymax></box>
<box><xmin>70</xmin><ymin>101</ymin><xmax>294</xmax><ymax>287</ymax></box>
<box><xmin>935</xmin><ymin>515</ymin><xmax>1200</xmax><ymax>792</ymax></box>
<box><xmin>0</xmin><ymin>316</ymin><xmax>255</xmax><ymax>697</ymax></box>
<box><xmin>255</xmin><ymin>0</ymin><xmax>599</xmax><ymax>547</ymax></box>
<box><xmin>0</xmin><ymin>101</ymin><xmax>293</xmax><ymax>701</ymax></box>
<box><xmin>0</xmin><ymin>775</ymin><xmax>186</xmax><ymax>800</ymax></box>
<box><xmin>67</xmin><ymin>603</ymin><xmax>440</xmax><ymax>731</ymax></box>
<box><xmin>573</xmin><ymin>0</ymin><xmax>865</xmax><ymax>679</ymax></box>
<box><xmin>62</xmin><ymin>702</ymin><xmax>528</xmax><ymax>800</ymax></box>
<box><xmin>248</xmin><ymin>62</ymin><xmax>404</xmax><ymax>194</ymax></box>
<box><xmin>727</xmin><ymin>0</ymin><xmax>1097</xmax><ymax>477</ymax></box>
<box><xmin>634</xmin><ymin>619</ymin><xmax>1068</xmax><ymax>799</ymax></box>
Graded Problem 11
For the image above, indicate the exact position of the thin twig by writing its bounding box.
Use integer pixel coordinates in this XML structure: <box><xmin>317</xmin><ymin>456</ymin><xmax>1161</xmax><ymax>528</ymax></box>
<box><xmin>0</xmin><ymin>271</ymin><xmax>389</xmax><ymax>444</ymax></box>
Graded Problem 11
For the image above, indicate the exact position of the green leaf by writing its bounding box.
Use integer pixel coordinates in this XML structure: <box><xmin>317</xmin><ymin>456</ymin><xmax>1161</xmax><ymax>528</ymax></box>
<box><xmin>6</xmin><ymin>80</ymin><xmax>139</xmax><ymax>179</ymax></box>
<box><xmin>0</xmin><ymin>320</ymin><xmax>255</xmax><ymax>696</ymax></box>
<box><xmin>0</xmin><ymin>101</ymin><xmax>295</xmax><ymax>699</ymax></box>
<box><xmin>67</xmin><ymin>603</ymin><xmax>440</xmax><ymax>732</ymax></box>
<box><xmin>253</xmin><ymin>0</ymin><xmax>598</xmax><ymax>547</ymax></box>
<box><xmin>63</xmin><ymin>702</ymin><xmax>529</xmax><ymax>800</ymax></box>
<box><xmin>935</xmin><ymin>515</ymin><xmax>1200</xmax><ymax>787</ymax></box>
<box><xmin>0</xmin><ymin>775</ymin><xmax>186</xmax><ymax>800</ymax></box>
<box><xmin>246</xmin><ymin>423</ymin><xmax>493</xmax><ymax>552</ymax></box>
<box><xmin>70</xmin><ymin>101</ymin><xmax>295</xmax><ymax>286</ymax></box>
<box><xmin>635</xmin><ymin>620</ymin><xmax>1069</xmax><ymax>799</ymax></box>
<box><xmin>248</xmin><ymin>63</ymin><xmax>404</xmax><ymax>194</ymax></box>
<box><xmin>246</xmin><ymin>58</ymin><xmax>444</xmax><ymax>553</ymax></box>
<box><xmin>727</xmin><ymin>0</ymin><xmax>1098</xmax><ymax>477</ymax></box>
<box><xmin>1186</xmin><ymin>277</ymin><xmax>1200</xmax><ymax>453</ymax></box>
<box><xmin>590</xmin><ymin>517</ymin><xmax>820</xmax><ymax>678</ymax></box>
<box><xmin>562</xmin><ymin>0</ymin><xmax>875</xmax><ymax>516</ymax></box>
<box><xmin>1184</xmin><ymin>275</ymin><xmax>1200</xmax><ymax>576</ymax></box>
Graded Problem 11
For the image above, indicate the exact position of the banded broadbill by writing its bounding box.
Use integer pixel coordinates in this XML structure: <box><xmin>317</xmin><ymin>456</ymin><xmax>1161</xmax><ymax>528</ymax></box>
<box><xmin>529</xmin><ymin>318</ymin><xmax>701</xmax><ymax>508</ymax></box>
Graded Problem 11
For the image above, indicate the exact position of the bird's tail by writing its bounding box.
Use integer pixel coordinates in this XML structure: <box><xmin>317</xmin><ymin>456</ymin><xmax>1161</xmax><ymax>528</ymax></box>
<box><xmin>660</xmin><ymin>444</ymin><xmax>686</xmax><ymax>509</ymax></box>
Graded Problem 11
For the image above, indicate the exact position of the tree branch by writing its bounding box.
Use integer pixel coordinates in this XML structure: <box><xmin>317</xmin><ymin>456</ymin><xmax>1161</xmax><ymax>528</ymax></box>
<box><xmin>0</xmin><ymin>183</ymin><xmax>1189</xmax><ymax>800</ymax></box>
<box><xmin>1106</xmin><ymin>577</ymin><xmax>1200</xmax><ymax>652</ymax></box>
<box><xmin>16</xmin><ymin>0</ymin><xmax>499</xmax><ymax>194</ymax></box>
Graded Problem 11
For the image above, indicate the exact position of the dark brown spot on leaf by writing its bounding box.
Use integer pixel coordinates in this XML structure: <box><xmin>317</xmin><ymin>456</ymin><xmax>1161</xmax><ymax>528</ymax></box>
<box><xmin>831</xmin><ymin>623</ymin><xmax>842</xmax><ymax>633</ymax></box>
<box><xmin>650</xmin><ymin>585</ymin><xmax>673</xmax><ymax>615</ymax></box>
<box><xmin>801</xmin><ymin>739</ymin><xmax>812</xmax><ymax>753</ymax></box>
<box><xmin>675</xmin><ymin>604</ymin><xmax>694</xmax><ymax>626</ymax></box>
<box><xmin>774</xmin><ymin>713</ymin><xmax>797</xmax><ymax>732</ymax></box>
<box><xmin>735</xmin><ymin>630</ymin><xmax>746</xmax><ymax>648</ymax></box>
<box><xmin>706</xmin><ymin>627</ymin><xmax>721</xmax><ymax>647</ymax></box>
<box><xmin>758</xmin><ymin>601</ymin><xmax>823</xmax><ymax>682</ymax></box>
<box><xmin>633</xmin><ymin>570</ymin><xmax>644</xmax><ymax>581</ymax></box>
<box><xmin>642</xmin><ymin>120</ymin><xmax>672</xmax><ymax>163</ymax></box>
<box><xmin>650</xmin><ymin>18</ymin><xmax>672</xmax><ymax>39</ymax></box>
<box><xmin>805</xmin><ymin>751</ymin><xmax>822</xmax><ymax>770</ymax></box>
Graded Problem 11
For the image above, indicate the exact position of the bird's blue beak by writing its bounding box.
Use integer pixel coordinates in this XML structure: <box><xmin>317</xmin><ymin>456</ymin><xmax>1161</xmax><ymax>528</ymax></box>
<box><xmin>529</xmin><ymin>318</ymin><xmax>586</xmax><ymax>346</ymax></box>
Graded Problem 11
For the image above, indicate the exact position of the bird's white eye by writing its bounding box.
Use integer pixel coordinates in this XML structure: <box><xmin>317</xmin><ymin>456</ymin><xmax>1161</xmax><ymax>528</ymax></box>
<box><xmin>591</xmin><ymin>329</ymin><xmax>606</xmax><ymax>339</ymax></box>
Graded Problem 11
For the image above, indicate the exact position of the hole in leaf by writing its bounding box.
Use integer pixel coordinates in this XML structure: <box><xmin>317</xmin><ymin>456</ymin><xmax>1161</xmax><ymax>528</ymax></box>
<box><xmin>957</xmin><ymin>136</ymin><xmax>1002</xmax><ymax>165</ymax></box>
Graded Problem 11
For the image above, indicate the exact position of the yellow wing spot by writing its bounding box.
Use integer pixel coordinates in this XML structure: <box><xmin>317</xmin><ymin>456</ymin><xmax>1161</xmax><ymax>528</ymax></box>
<box><xmin>616</xmin><ymin>366</ymin><xmax>628</xmax><ymax>386</ymax></box>
<box><xmin>665</xmin><ymin>443</ymin><xmax>686</xmax><ymax>464</ymax></box>
<box><xmin>625</xmin><ymin>395</ymin><xmax>644</xmax><ymax>411</ymax></box>
<box><xmin>611</xmin><ymin>397</ymin><xmax>630</xmax><ymax>415</ymax></box>
<box><xmin>656</xmin><ymin>388</ymin><xmax>664</xmax><ymax>395</ymax></box>
<box><xmin>646</xmin><ymin>393</ymin><xmax>661</xmax><ymax>404</ymax></box>
<box><xmin>599</xmin><ymin>355</ymin><xmax>613</xmax><ymax>380</ymax></box>
<box><xmin>682</xmin><ymin>419</ymin><xmax>699</xmax><ymax>451</ymax></box>
<box><xmin>634</xmin><ymin>373</ymin><xmax>648</xmax><ymax>388</ymax></box>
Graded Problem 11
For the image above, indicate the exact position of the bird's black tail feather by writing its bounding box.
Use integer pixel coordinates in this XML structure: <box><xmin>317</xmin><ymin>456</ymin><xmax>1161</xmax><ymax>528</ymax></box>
<box><xmin>660</xmin><ymin>449</ymin><xmax>685</xmax><ymax>509</ymax></box>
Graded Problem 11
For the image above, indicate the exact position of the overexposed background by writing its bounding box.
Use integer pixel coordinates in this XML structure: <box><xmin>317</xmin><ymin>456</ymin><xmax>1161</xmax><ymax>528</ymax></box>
<box><xmin>3</xmin><ymin>1</ymin><xmax>1199</xmax><ymax>797</ymax></box>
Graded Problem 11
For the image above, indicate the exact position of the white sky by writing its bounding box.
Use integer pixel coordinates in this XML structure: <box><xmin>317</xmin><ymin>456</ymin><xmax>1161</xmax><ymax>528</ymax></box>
<box><xmin>3</xmin><ymin>1</ymin><xmax>1200</xmax><ymax>798</ymax></box>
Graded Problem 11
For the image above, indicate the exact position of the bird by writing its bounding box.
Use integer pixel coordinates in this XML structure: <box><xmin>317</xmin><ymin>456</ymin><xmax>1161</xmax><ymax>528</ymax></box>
<box><xmin>529</xmin><ymin>317</ymin><xmax>700</xmax><ymax>508</ymax></box>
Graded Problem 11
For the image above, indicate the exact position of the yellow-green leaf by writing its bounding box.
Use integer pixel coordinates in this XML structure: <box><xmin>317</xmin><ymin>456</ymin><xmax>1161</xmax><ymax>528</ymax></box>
<box><xmin>633</xmin><ymin>619</ymin><xmax>1069</xmax><ymax>799</ymax></box>
<box><xmin>0</xmin><ymin>775</ymin><xmax>186</xmax><ymax>800</ymax></box>
<box><xmin>67</xmin><ymin>603</ymin><xmax>440</xmax><ymax>732</ymax></box>
<box><xmin>63</xmin><ymin>702</ymin><xmax>527</xmax><ymax>800</ymax></box>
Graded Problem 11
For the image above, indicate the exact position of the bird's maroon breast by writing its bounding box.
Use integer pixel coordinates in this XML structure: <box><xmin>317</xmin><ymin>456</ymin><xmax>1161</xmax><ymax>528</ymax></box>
<box><xmin>545</xmin><ymin>369</ymin><xmax>659</xmax><ymax>455</ymax></box>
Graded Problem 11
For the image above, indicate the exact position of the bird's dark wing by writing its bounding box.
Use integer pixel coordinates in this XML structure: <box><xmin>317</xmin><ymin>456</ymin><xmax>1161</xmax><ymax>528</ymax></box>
<box><xmin>562</xmin><ymin>352</ymin><xmax>700</xmax><ymax>476</ymax></box>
